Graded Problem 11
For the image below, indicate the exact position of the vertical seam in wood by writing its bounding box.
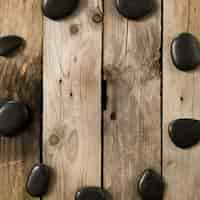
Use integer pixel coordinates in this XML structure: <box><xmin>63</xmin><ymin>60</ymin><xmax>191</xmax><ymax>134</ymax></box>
<box><xmin>41</xmin><ymin>16</ymin><xmax>44</xmax><ymax>165</ymax></box>
<box><xmin>101</xmin><ymin>0</ymin><xmax>105</xmax><ymax>189</ymax></box>
<box><xmin>161</xmin><ymin>0</ymin><xmax>164</xmax><ymax>177</ymax></box>
<box><xmin>40</xmin><ymin>13</ymin><xmax>44</xmax><ymax>200</ymax></box>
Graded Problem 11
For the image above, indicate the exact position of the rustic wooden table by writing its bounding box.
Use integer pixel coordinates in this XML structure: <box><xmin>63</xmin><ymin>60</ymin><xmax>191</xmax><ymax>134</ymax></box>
<box><xmin>0</xmin><ymin>0</ymin><xmax>199</xmax><ymax>199</ymax></box>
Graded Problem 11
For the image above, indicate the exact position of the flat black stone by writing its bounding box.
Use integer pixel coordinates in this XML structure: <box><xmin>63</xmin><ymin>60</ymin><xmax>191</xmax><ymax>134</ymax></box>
<box><xmin>75</xmin><ymin>187</ymin><xmax>105</xmax><ymax>200</ymax></box>
<box><xmin>0</xmin><ymin>101</ymin><xmax>30</xmax><ymax>136</ymax></box>
<box><xmin>116</xmin><ymin>0</ymin><xmax>153</xmax><ymax>19</ymax></box>
<box><xmin>42</xmin><ymin>0</ymin><xmax>79</xmax><ymax>20</ymax></box>
<box><xmin>138</xmin><ymin>169</ymin><xmax>164</xmax><ymax>200</ymax></box>
<box><xmin>171</xmin><ymin>33</ymin><xmax>200</xmax><ymax>71</ymax></box>
<box><xmin>168</xmin><ymin>119</ymin><xmax>200</xmax><ymax>149</ymax></box>
<box><xmin>26</xmin><ymin>164</ymin><xmax>50</xmax><ymax>197</ymax></box>
<box><xmin>0</xmin><ymin>35</ymin><xmax>23</xmax><ymax>56</ymax></box>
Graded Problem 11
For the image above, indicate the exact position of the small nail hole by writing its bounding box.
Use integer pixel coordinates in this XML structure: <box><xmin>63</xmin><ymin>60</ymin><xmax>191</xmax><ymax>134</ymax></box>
<box><xmin>111</xmin><ymin>112</ymin><xmax>116</xmax><ymax>120</ymax></box>
<box><xmin>180</xmin><ymin>96</ymin><xmax>184</xmax><ymax>102</ymax></box>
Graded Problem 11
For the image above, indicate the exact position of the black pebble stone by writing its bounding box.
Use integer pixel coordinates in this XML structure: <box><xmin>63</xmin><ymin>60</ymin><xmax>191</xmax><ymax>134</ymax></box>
<box><xmin>75</xmin><ymin>187</ymin><xmax>105</xmax><ymax>200</ymax></box>
<box><xmin>42</xmin><ymin>0</ymin><xmax>79</xmax><ymax>20</ymax></box>
<box><xmin>0</xmin><ymin>101</ymin><xmax>30</xmax><ymax>136</ymax></box>
<box><xmin>138</xmin><ymin>169</ymin><xmax>164</xmax><ymax>200</ymax></box>
<box><xmin>116</xmin><ymin>0</ymin><xmax>153</xmax><ymax>19</ymax></box>
<box><xmin>0</xmin><ymin>35</ymin><xmax>23</xmax><ymax>56</ymax></box>
<box><xmin>171</xmin><ymin>33</ymin><xmax>200</xmax><ymax>71</ymax></box>
<box><xmin>26</xmin><ymin>164</ymin><xmax>50</xmax><ymax>197</ymax></box>
<box><xmin>168</xmin><ymin>119</ymin><xmax>200</xmax><ymax>149</ymax></box>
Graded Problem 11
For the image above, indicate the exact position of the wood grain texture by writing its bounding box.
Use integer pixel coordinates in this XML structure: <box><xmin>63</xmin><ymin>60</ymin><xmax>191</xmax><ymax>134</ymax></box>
<box><xmin>163</xmin><ymin>0</ymin><xmax>200</xmax><ymax>199</ymax></box>
<box><xmin>43</xmin><ymin>0</ymin><xmax>102</xmax><ymax>199</ymax></box>
<box><xmin>0</xmin><ymin>0</ymin><xmax>42</xmax><ymax>200</ymax></box>
<box><xmin>103</xmin><ymin>0</ymin><xmax>161</xmax><ymax>199</ymax></box>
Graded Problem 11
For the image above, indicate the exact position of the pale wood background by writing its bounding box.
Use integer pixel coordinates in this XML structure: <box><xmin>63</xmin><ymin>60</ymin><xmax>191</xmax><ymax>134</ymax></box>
<box><xmin>0</xmin><ymin>0</ymin><xmax>199</xmax><ymax>200</ymax></box>
<box><xmin>103</xmin><ymin>0</ymin><xmax>161</xmax><ymax>200</ymax></box>
<box><xmin>163</xmin><ymin>0</ymin><xmax>200</xmax><ymax>199</ymax></box>
<box><xmin>0</xmin><ymin>0</ymin><xmax>42</xmax><ymax>200</ymax></box>
<box><xmin>43</xmin><ymin>0</ymin><xmax>102</xmax><ymax>200</ymax></box>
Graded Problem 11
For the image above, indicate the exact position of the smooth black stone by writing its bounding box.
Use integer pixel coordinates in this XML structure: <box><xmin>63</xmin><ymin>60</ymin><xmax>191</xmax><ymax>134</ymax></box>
<box><xmin>75</xmin><ymin>187</ymin><xmax>105</xmax><ymax>200</ymax></box>
<box><xmin>168</xmin><ymin>119</ymin><xmax>200</xmax><ymax>149</ymax></box>
<box><xmin>171</xmin><ymin>33</ymin><xmax>200</xmax><ymax>71</ymax></box>
<box><xmin>138</xmin><ymin>169</ymin><xmax>164</xmax><ymax>200</ymax></box>
<box><xmin>116</xmin><ymin>0</ymin><xmax>153</xmax><ymax>19</ymax></box>
<box><xmin>42</xmin><ymin>0</ymin><xmax>79</xmax><ymax>20</ymax></box>
<box><xmin>0</xmin><ymin>35</ymin><xmax>23</xmax><ymax>56</ymax></box>
<box><xmin>26</xmin><ymin>164</ymin><xmax>50</xmax><ymax>197</ymax></box>
<box><xmin>0</xmin><ymin>101</ymin><xmax>30</xmax><ymax>136</ymax></box>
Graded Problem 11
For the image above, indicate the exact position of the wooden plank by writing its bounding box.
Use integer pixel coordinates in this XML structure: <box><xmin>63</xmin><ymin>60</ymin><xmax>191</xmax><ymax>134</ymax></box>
<box><xmin>103</xmin><ymin>0</ymin><xmax>161</xmax><ymax>199</ymax></box>
<box><xmin>0</xmin><ymin>0</ymin><xmax>42</xmax><ymax>200</ymax></box>
<box><xmin>163</xmin><ymin>0</ymin><xmax>200</xmax><ymax>199</ymax></box>
<box><xmin>43</xmin><ymin>0</ymin><xmax>103</xmax><ymax>199</ymax></box>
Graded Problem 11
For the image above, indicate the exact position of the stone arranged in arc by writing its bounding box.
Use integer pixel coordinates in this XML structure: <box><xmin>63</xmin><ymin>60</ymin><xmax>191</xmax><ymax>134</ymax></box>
<box><xmin>0</xmin><ymin>35</ymin><xmax>23</xmax><ymax>56</ymax></box>
<box><xmin>42</xmin><ymin>0</ymin><xmax>79</xmax><ymax>20</ymax></box>
<box><xmin>75</xmin><ymin>187</ymin><xmax>105</xmax><ymax>200</ymax></box>
<box><xmin>171</xmin><ymin>33</ymin><xmax>200</xmax><ymax>71</ymax></box>
<box><xmin>168</xmin><ymin>119</ymin><xmax>200</xmax><ymax>149</ymax></box>
<box><xmin>0</xmin><ymin>101</ymin><xmax>30</xmax><ymax>136</ymax></box>
<box><xmin>116</xmin><ymin>0</ymin><xmax>153</xmax><ymax>19</ymax></box>
<box><xmin>26</xmin><ymin>164</ymin><xmax>50</xmax><ymax>197</ymax></box>
<box><xmin>138</xmin><ymin>169</ymin><xmax>164</xmax><ymax>200</ymax></box>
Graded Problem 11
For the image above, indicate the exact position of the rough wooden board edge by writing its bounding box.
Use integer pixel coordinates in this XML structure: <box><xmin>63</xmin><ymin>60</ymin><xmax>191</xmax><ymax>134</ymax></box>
<box><xmin>163</xmin><ymin>0</ymin><xmax>200</xmax><ymax>199</ymax></box>
<box><xmin>0</xmin><ymin>0</ymin><xmax>42</xmax><ymax>199</ymax></box>
<box><xmin>43</xmin><ymin>0</ymin><xmax>103</xmax><ymax>199</ymax></box>
<box><xmin>103</xmin><ymin>0</ymin><xmax>162</xmax><ymax>199</ymax></box>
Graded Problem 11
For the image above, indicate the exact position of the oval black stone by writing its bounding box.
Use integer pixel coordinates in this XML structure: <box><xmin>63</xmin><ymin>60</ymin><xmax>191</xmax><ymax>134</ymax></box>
<box><xmin>171</xmin><ymin>33</ymin><xmax>200</xmax><ymax>71</ymax></box>
<box><xmin>26</xmin><ymin>164</ymin><xmax>50</xmax><ymax>197</ymax></box>
<box><xmin>75</xmin><ymin>187</ymin><xmax>105</xmax><ymax>200</ymax></box>
<box><xmin>116</xmin><ymin>0</ymin><xmax>153</xmax><ymax>19</ymax></box>
<box><xmin>0</xmin><ymin>101</ymin><xmax>30</xmax><ymax>136</ymax></box>
<box><xmin>42</xmin><ymin>0</ymin><xmax>79</xmax><ymax>20</ymax></box>
<box><xmin>0</xmin><ymin>35</ymin><xmax>23</xmax><ymax>56</ymax></box>
<box><xmin>168</xmin><ymin>119</ymin><xmax>200</xmax><ymax>149</ymax></box>
<box><xmin>138</xmin><ymin>169</ymin><xmax>164</xmax><ymax>200</ymax></box>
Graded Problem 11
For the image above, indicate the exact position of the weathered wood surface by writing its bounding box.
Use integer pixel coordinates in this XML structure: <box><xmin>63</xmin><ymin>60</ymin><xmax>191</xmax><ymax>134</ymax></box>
<box><xmin>163</xmin><ymin>0</ymin><xmax>200</xmax><ymax>199</ymax></box>
<box><xmin>0</xmin><ymin>0</ymin><xmax>42</xmax><ymax>200</ymax></box>
<box><xmin>103</xmin><ymin>0</ymin><xmax>161</xmax><ymax>199</ymax></box>
<box><xmin>2</xmin><ymin>0</ymin><xmax>200</xmax><ymax>199</ymax></box>
<box><xmin>43</xmin><ymin>0</ymin><xmax>103</xmax><ymax>199</ymax></box>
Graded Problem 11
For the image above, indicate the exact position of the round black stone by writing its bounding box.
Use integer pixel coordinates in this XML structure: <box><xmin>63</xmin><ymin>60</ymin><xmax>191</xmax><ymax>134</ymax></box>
<box><xmin>0</xmin><ymin>35</ymin><xmax>23</xmax><ymax>56</ymax></box>
<box><xmin>168</xmin><ymin>119</ymin><xmax>200</xmax><ymax>149</ymax></box>
<box><xmin>75</xmin><ymin>187</ymin><xmax>105</xmax><ymax>200</ymax></box>
<box><xmin>42</xmin><ymin>0</ymin><xmax>79</xmax><ymax>20</ymax></box>
<box><xmin>171</xmin><ymin>33</ymin><xmax>200</xmax><ymax>71</ymax></box>
<box><xmin>26</xmin><ymin>164</ymin><xmax>50</xmax><ymax>197</ymax></box>
<box><xmin>138</xmin><ymin>169</ymin><xmax>164</xmax><ymax>200</ymax></box>
<box><xmin>0</xmin><ymin>101</ymin><xmax>30</xmax><ymax>136</ymax></box>
<box><xmin>116</xmin><ymin>0</ymin><xmax>153</xmax><ymax>19</ymax></box>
